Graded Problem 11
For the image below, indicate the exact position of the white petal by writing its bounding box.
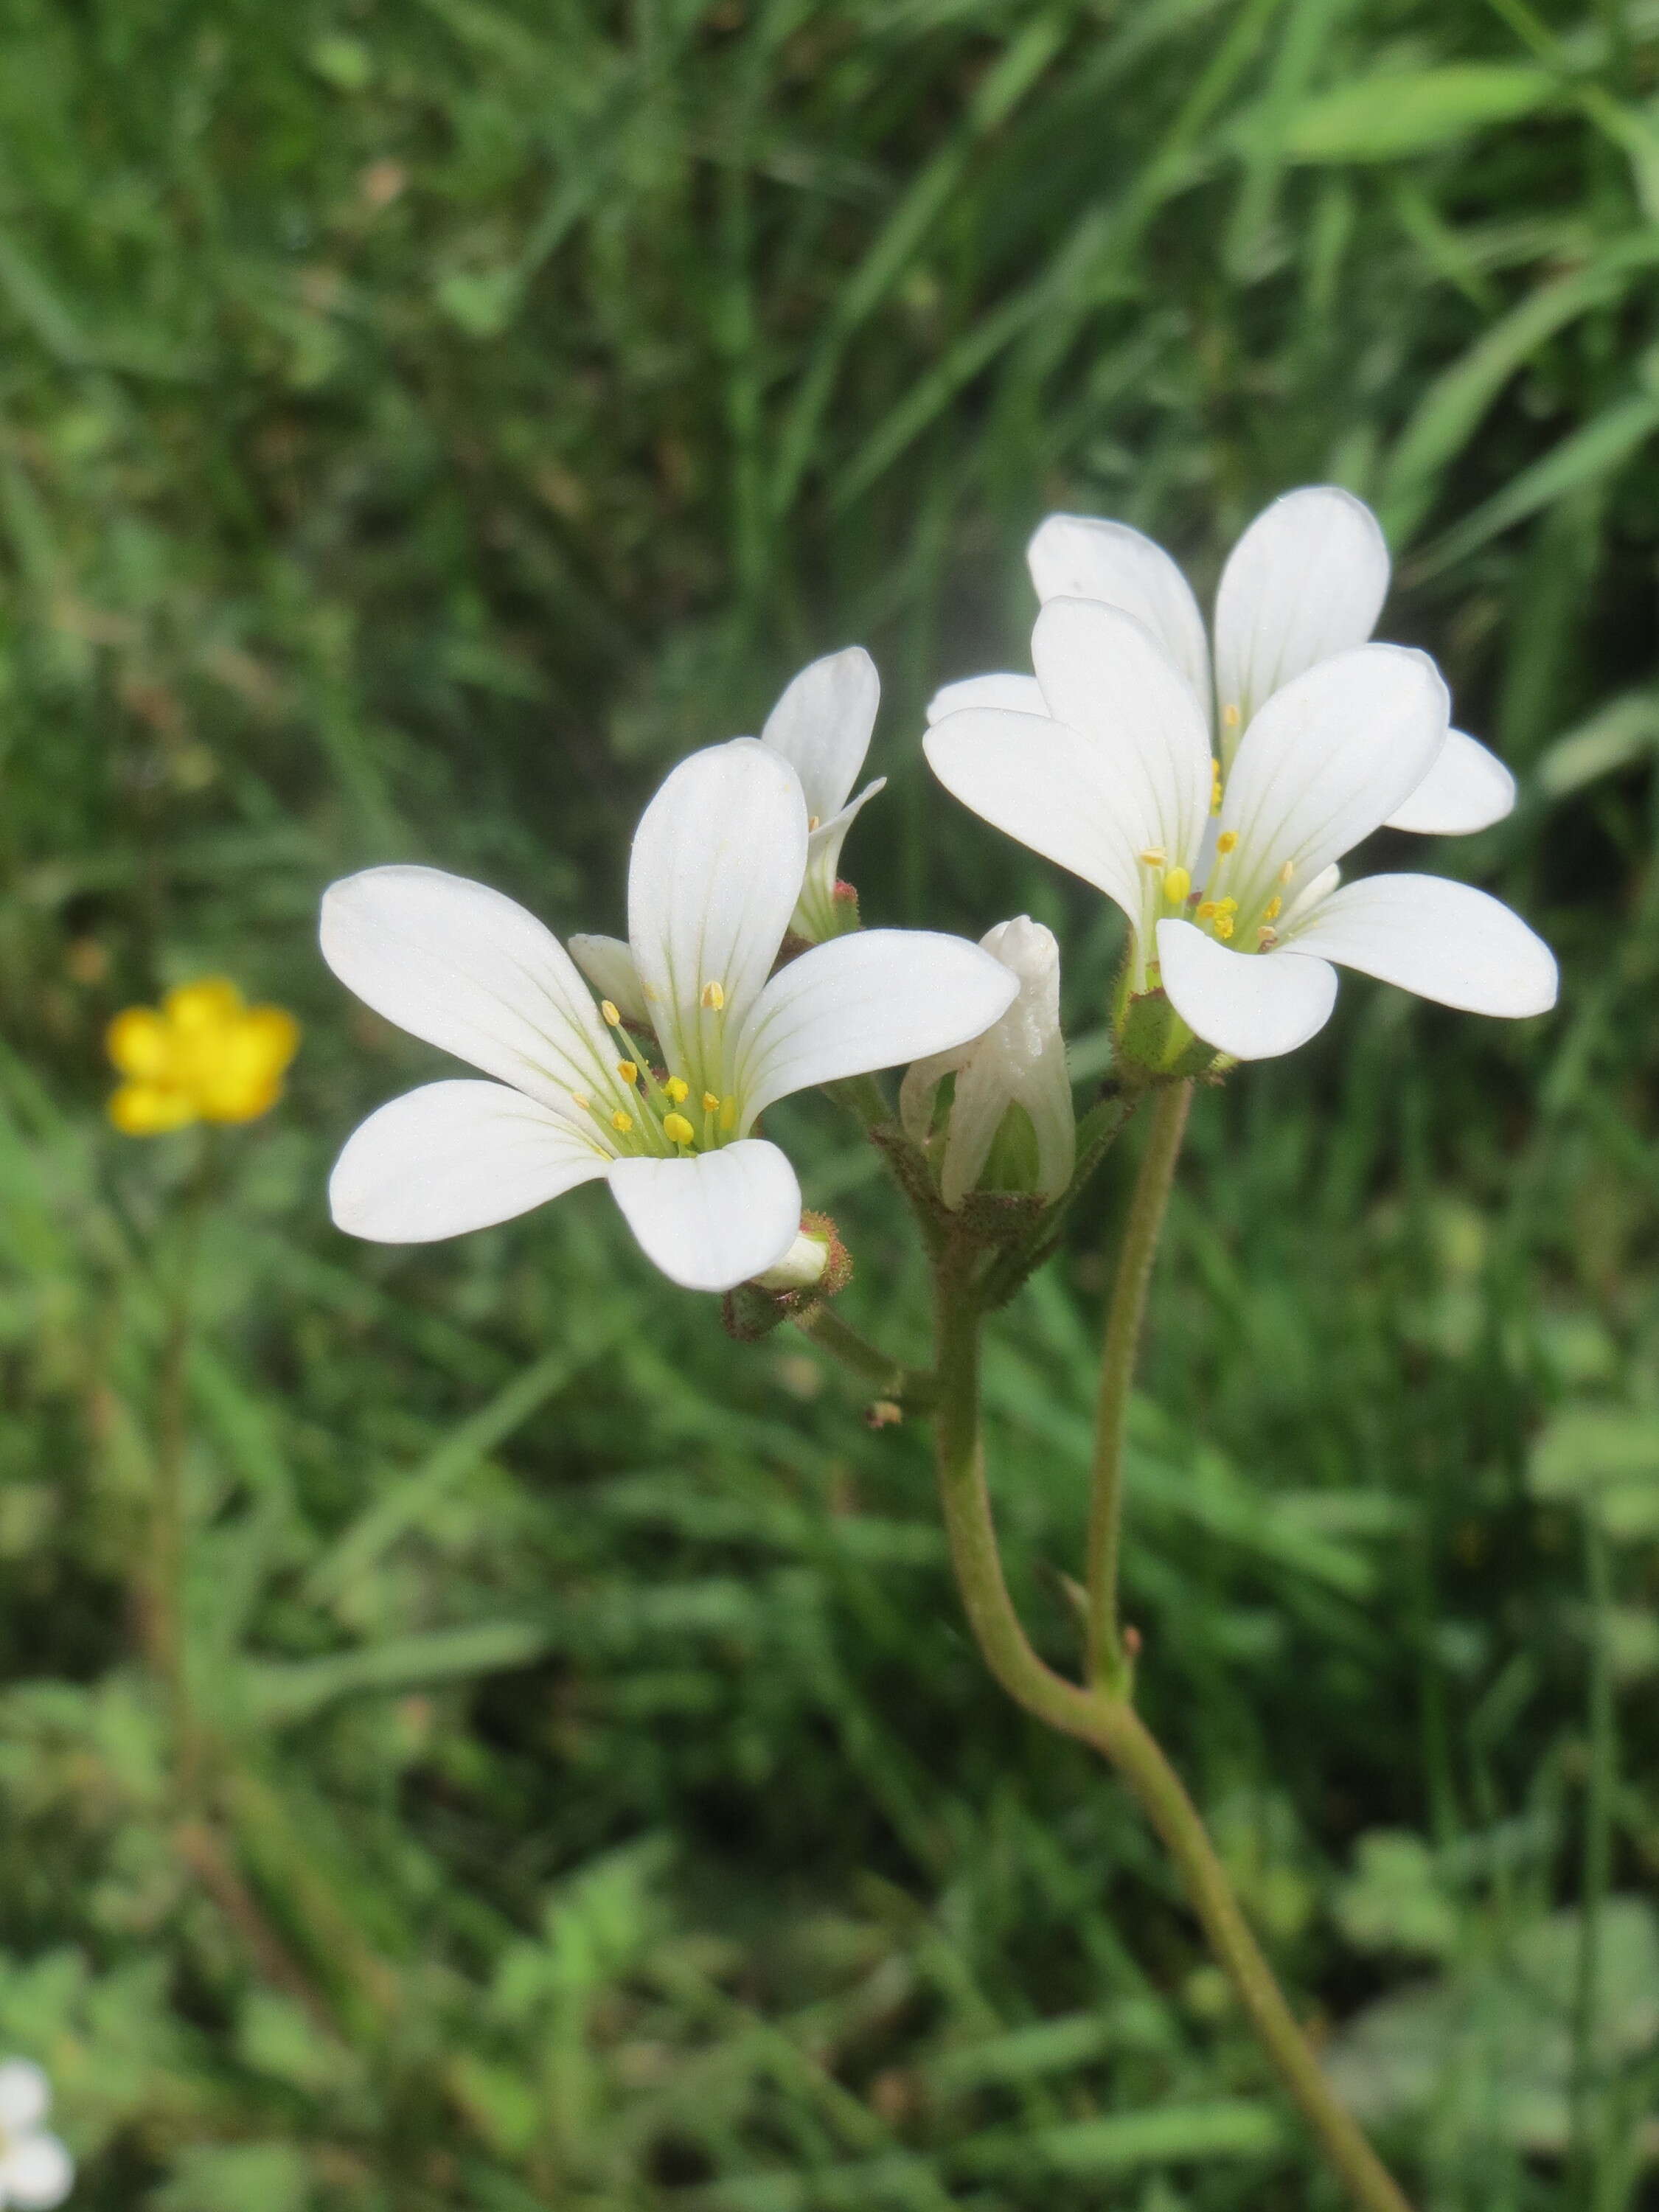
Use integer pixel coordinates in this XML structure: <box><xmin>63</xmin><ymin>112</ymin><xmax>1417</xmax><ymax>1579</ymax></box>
<box><xmin>926</xmin><ymin>706</ymin><xmax>1149</xmax><ymax>925</ymax></box>
<box><xmin>607</xmin><ymin>1140</ymin><xmax>800</xmax><ymax>1293</ymax></box>
<box><xmin>320</xmin><ymin>866</ymin><xmax>616</xmax><ymax>1112</ymax></box>
<box><xmin>938</xmin><ymin>1057</ymin><xmax>1014</xmax><ymax>1206</ymax></box>
<box><xmin>1156</xmin><ymin>919</ymin><xmax>1339</xmax><ymax>1061</ymax></box>
<box><xmin>330</xmin><ymin>1081</ymin><xmax>608</xmax><ymax>1242</ymax></box>
<box><xmin>0</xmin><ymin>2065</ymin><xmax>49</xmax><ymax>2134</ymax></box>
<box><xmin>1214</xmin><ymin>487</ymin><xmax>1390</xmax><ymax>730</ymax></box>
<box><xmin>0</xmin><ymin>2133</ymin><xmax>73</xmax><ymax>2212</ymax></box>
<box><xmin>1026</xmin><ymin>515</ymin><xmax>1211</xmax><ymax>708</ymax></box>
<box><xmin>567</xmin><ymin>933</ymin><xmax>650</xmax><ymax>1026</ymax></box>
<box><xmin>793</xmin><ymin>776</ymin><xmax>887</xmax><ymax>939</ymax></box>
<box><xmin>737</xmin><ymin>928</ymin><xmax>1018</xmax><ymax>1124</ymax></box>
<box><xmin>761</xmin><ymin>647</ymin><xmax>880</xmax><ymax>825</ymax></box>
<box><xmin>898</xmin><ymin>1046</ymin><xmax>966</xmax><ymax>1147</ymax></box>
<box><xmin>1031</xmin><ymin>597</ymin><xmax>1213</xmax><ymax>879</ymax></box>
<box><xmin>1384</xmin><ymin>730</ymin><xmax>1517</xmax><ymax>835</ymax></box>
<box><xmin>1218</xmin><ymin>644</ymin><xmax>1448</xmax><ymax>917</ymax></box>
<box><xmin>627</xmin><ymin>740</ymin><xmax>807</xmax><ymax>1080</ymax></box>
<box><xmin>925</xmin><ymin>672</ymin><xmax>1046</xmax><ymax>726</ymax></box>
<box><xmin>1284</xmin><ymin>873</ymin><xmax>1558</xmax><ymax>1018</ymax></box>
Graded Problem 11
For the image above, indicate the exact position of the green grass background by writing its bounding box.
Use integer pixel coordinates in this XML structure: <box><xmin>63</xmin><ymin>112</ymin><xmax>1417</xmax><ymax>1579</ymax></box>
<box><xmin>2</xmin><ymin>0</ymin><xmax>1658</xmax><ymax>2205</ymax></box>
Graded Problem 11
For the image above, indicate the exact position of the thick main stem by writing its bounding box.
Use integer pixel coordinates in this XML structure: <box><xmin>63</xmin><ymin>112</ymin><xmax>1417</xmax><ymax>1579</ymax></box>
<box><xmin>1086</xmin><ymin>1079</ymin><xmax>1191</xmax><ymax>1687</ymax></box>
<box><xmin>931</xmin><ymin>1287</ymin><xmax>1413</xmax><ymax>2212</ymax></box>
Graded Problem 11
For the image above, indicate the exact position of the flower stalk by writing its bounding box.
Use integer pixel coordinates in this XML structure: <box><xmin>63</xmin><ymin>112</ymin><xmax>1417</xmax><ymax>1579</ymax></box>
<box><xmin>929</xmin><ymin>1246</ymin><xmax>1414</xmax><ymax>2212</ymax></box>
<box><xmin>1085</xmin><ymin>1077</ymin><xmax>1192</xmax><ymax>1691</ymax></box>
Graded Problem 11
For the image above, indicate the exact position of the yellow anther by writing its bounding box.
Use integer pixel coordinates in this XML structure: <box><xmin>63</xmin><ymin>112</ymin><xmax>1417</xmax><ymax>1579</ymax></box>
<box><xmin>700</xmin><ymin>981</ymin><xmax>725</xmax><ymax>1011</ymax></box>
<box><xmin>611</xmin><ymin>1108</ymin><xmax>634</xmax><ymax>1133</ymax></box>
<box><xmin>1217</xmin><ymin>897</ymin><xmax>1239</xmax><ymax>914</ymax></box>
<box><xmin>663</xmin><ymin>1076</ymin><xmax>689</xmax><ymax>1103</ymax></box>
<box><xmin>719</xmin><ymin>1095</ymin><xmax>738</xmax><ymax>1132</ymax></box>
<box><xmin>1213</xmin><ymin>913</ymin><xmax>1235</xmax><ymax>941</ymax></box>
<box><xmin>1162</xmin><ymin>866</ymin><xmax>1192</xmax><ymax>904</ymax></box>
<box><xmin>701</xmin><ymin>1091</ymin><xmax>720</xmax><ymax>1113</ymax></box>
<box><xmin>644</xmin><ymin>983</ymin><xmax>660</xmax><ymax>1002</ymax></box>
<box><xmin>1263</xmin><ymin>895</ymin><xmax>1282</xmax><ymax>922</ymax></box>
<box><xmin>662</xmin><ymin>1111</ymin><xmax>695</xmax><ymax>1145</ymax></box>
<box><xmin>1216</xmin><ymin>830</ymin><xmax>1238</xmax><ymax>855</ymax></box>
<box><xmin>1138</xmin><ymin>846</ymin><xmax>1167</xmax><ymax>868</ymax></box>
<box><xmin>1197</xmin><ymin>900</ymin><xmax>1218</xmax><ymax>921</ymax></box>
<box><xmin>807</xmin><ymin>815</ymin><xmax>821</xmax><ymax>832</ymax></box>
<box><xmin>616</xmin><ymin>1059</ymin><xmax>638</xmax><ymax>1084</ymax></box>
<box><xmin>600</xmin><ymin>1000</ymin><xmax>622</xmax><ymax>1026</ymax></box>
<box><xmin>571</xmin><ymin>1092</ymin><xmax>591</xmax><ymax>1112</ymax></box>
<box><xmin>1257</xmin><ymin>925</ymin><xmax>1278</xmax><ymax>948</ymax></box>
<box><xmin>1222</xmin><ymin>702</ymin><xmax>1241</xmax><ymax>729</ymax></box>
<box><xmin>1279</xmin><ymin>859</ymin><xmax>1295</xmax><ymax>885</ymax></box>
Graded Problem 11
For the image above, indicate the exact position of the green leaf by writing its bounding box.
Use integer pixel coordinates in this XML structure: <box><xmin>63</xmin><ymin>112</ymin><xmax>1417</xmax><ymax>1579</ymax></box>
<box><xmin>1528</xmin><ymin>1405</ymin><xmax>1659</xmax><ymax>1538</ymax></box>
<box><xmin>1272</xmin><ymin>65</ymin><xmax>1557</xmax><ymax>163</ymax></box>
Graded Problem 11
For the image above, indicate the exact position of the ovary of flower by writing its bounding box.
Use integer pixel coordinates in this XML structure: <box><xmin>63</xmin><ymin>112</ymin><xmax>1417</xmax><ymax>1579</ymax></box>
<box><xmin>321</xmin><ymin>738</ymin><xmax>1018</xmax><ymax>1293</ymax></box>
<box><xmin>105</xmin><ymin>978</ymin><xmax>299</xmax><ymax>1134</ymax></box>
<box><xmin>754</xmin><ymin>647</ymin><xmax>886</xmax><ymax>942</ymax></box>
<box><xmin>0</xmin><ymin>2059</ymin><xmax>74</xmax><ymax>2210</ymax></box>
<box><xmin>926</xmin><ymin>483</ymin><xmax>1518</xmax><ymax>840</ymax></box>
<box><xmin>925</xmin><ymin>597</ymin><xmax>1557</xmax><ymax>1062</ymax></box>
<box><xmin>900</xmin><ymin>917</ymin><xmax>1074</xmax><ymax>1207</ymax></box>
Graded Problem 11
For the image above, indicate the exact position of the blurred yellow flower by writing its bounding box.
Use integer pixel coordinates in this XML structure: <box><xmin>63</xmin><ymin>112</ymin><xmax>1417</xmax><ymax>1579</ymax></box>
<box><xmin>106</xmin><ymin>978</ymin><xmax>299</xmax><ymax>1135</ymax></box>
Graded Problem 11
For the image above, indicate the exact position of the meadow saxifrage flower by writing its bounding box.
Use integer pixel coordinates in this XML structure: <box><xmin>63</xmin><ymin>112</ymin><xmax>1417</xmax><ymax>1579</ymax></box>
<box><xmin>0</xmin><ymin>2060</ymin><xmax>73</xmax><ymax>2211</ymax></box>
<box><xmin>321</xmin><ymin>738</ymin><xmax>1017</xmax><ymax>1292</ymax></box>
<box><xmin>901</xmin><ymin>917</ymin><xmax>1074</xmax><ymax>1206</ymax></box>
<box><xmin>106</xmin><ymin>978</ymin><xmax>299</xmax><ymax>1134</ymax></box>
<box><xmin>924</xmin><ymin>493</ymin><xmax>1556</xmax><ymax>1062</ymax></box>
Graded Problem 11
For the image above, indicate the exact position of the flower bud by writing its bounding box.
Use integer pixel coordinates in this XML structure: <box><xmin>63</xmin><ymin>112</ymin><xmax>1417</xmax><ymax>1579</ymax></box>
<box><xmin>721</xmin><ymin>1211</ymin><xmax>852</xmax><ymax>1341</ymax></box>
<box><xmin>900</xmin><ymin>917</ymin><xmax>1074</xmax><ymax>1207</ymax></box>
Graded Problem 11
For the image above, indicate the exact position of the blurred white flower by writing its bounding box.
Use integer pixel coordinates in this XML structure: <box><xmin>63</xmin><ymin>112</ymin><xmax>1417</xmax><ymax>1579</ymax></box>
<box><xmin>0</xmin><ymin>2061</ymin><xmax>73</xmax><ymax>2211</ymax></box>
<box><xmin>322</xmin><ymin>740</ymin><xmax>1015</xmax><ymax>1290</ymax></box>
<box><xmin>757</xmin><ymin>647</ymin><xmax>886</xmax><ymax>942</ymax></box>
<box><xmin>925</xmin><ymin>500</ymin><xmax>1557</xmax><ymax>1062</ymax></box>
<box><xmin>931</xmin><ymin>485</ymin><xmax>1516</xmax><ymax>835</ymax></box>
<box><xmin>901</xmin><ymin>917</ymin><xmax>1074</xmax><ymax>1205</ymax></box>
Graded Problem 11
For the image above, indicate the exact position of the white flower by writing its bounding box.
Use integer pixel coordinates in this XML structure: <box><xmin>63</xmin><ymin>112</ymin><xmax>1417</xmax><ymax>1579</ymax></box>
<box><xmin>900</xmin><ymin>917</ymin><xmax>1074</xmax><ymax>1205</ymax></box>
<box><xmin>0</xmin><ymin>2062</ymin><xmax>73</xmax><ymax>2211</ymax></box>
<box><xmin>925</xmin><ymin>574</ymin><xmax>1557</xmax><ymax>1062</ymax></box>
<box><xmin>322</xmin><ymin>740</ymin><xmax>1016</xmax><ymax>1291</ymax></box>
<box><xmin>758</xmin><ymin>647</ymin><xmax>886</xmax><ymax>942</ymax></box>
<box><xmin>931</xmin><ymin>485</ymin><xmax>1517</xmax><ymax>836</ymax></box>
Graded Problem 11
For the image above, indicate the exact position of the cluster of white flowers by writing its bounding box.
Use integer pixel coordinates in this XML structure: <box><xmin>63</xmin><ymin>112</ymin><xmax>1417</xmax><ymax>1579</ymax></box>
<box><xmin>322</xmin><ymin>487</ymin><xmax>1557</xmax><ymax>1289</ymax></box>
<box><xmin>925</xmin><ymin>487</ymin><xmax>1555</xmax><ymax>1061</ymax></box>
<box><xmin>0</xmin><ymin>2062</ymin><xmax>72</xmax><ymax>2211</ymax></box>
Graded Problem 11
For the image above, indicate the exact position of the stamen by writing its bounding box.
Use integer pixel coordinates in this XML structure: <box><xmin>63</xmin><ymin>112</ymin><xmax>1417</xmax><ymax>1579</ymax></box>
<box><xmin>1279</xmin><ymin>860</ymin><xmax>1295</xmax><ymax>885</ymax></box>
<box><xmin>1162</xmin><ymin>866</ymin><xmax>1191</xmax><ymax>903</ymax></box>
<box><xmin>662</xmin><ymin>1111</ymin><xmax>695</xmax><ymax>1146</ymax></box>
<box><xmin>1257</xmin><ymin>925</ymin><xmax>1278</xmax><ymax>947</ymax></box>
<box><xmin>700</xmin><ymin>981</ymin><xmax>725</xmax><ymax>1011</ymax></box>
<box><xmin>616</xmin><ymin>1060</ymin><xmax>638</xmax><ymax>1084</ymax></box>
<box><xmin>644</xmin><ymin>983</ymin><xmax>660</xmax><ymax>1002</ymax></box>
<box><xmin>1222</xmin><ymin>703</ymin><xmax>1240</xmax><ymax>730</ymax></box>
<box><xmin>600</xmin><ymin>1000</ymin><xmax>622</xmax><ymax>1027</ymax></box>
<box><xmin>571</xmin><ymin>1092</ymin><xmax>591</xmax><ymax>1112</ymax></box>
<box><xmin>807</xmin><ymin>815</ymin><xmax>821</xmax><ymax>832</ymax></box>
<box><xmin>1217</xmin><ymin>897</ymin><xmax>1238</xmax><ymax>915</ymax></box>
<box><xmin>611</xmin><ymin>1108</ymin><xmax>634</xmax><ymax>1133</ymax></box>
<box><xmin>1138</xmin><ymin>846</ymin><xmax>1166</xmax><ymax>868</ymax></box>
<box><xmin>664</xmin><ymin>1076</ymin><xmax>689</xmax><ymax>1103</ymax></box>
<box><xmin>1213</xmin><ymin>914</ymin><xmax>1235</xmax><ymax>941</ymax></box>
<box><xmin>719</xmin><ymin>1095</ymin><xmax>738</xmax><ymax>1133</ymax></box>
<box><xmin>1197</xmin><ymin>900</ymin><xmax>1217</xmax><ymax>921</ymax></box>
<box><xmin>701</xmin><ymin>1091</ymin><xmax>719</xmax><ymax>1114</ymax></box>
<box><xmin>1263</xmin><ymin>895</ymin><xmax>1282</xmax><ymax>922</ymax></box>
<box><xmin>1216</xmin><ymin>830</ymin><xmax>1238</xmax><ymax>855</ymax></box>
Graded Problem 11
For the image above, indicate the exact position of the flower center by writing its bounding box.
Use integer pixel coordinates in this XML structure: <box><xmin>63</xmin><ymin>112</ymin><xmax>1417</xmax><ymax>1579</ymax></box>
<box><xmin>578</xmin><ymin>990</ymin><xmax>741</xmax><ymax>1158</ymax></box>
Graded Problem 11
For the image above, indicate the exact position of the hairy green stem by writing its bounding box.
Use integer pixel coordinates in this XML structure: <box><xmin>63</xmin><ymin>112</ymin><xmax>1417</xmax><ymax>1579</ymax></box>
<box><xmin>931</xmin><ymin>1283</ymin><xmax>1413</xmax><ymax>2212</ymax></box>
<box><xmin>796</xmin><ymin>1304</ymin><xmax>934</xmax><ymax>1411</ymax></box>
<box><xmin>1085</xmin><ymin>1079</ymin><xmax>1191</xmax><ymax>1688</ymax></box>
